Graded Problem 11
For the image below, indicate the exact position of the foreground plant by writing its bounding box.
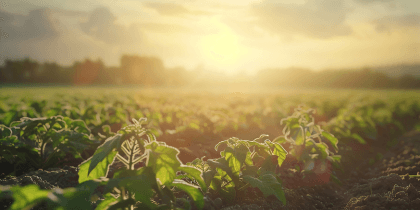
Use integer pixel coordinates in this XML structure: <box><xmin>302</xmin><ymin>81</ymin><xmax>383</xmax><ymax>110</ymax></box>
<box><xmin>0</xmin><ymin>118</ymin><xmax>206</xmax><ymax>210</ymax></box>
<box><xmin>78</xmin><ymin>118</ymin><xmax>206</xmax><ymax>209</ymax></box>
<box><xmin>1</xmin><ymin>116</ymin><xmax>94</xmax><ymax>175</ymax></box>
<box><xmin>278</xmin><ymin>106</ymin><xmax>341</xmax><ymax>183</ymax></box>
<box><xmin>188</xmin><ymin>134</ymin><xmax>288</xmax><ymax>205</ymax></box>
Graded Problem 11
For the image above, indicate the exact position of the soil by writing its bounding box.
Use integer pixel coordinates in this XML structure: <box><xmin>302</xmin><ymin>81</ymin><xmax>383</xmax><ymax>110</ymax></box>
<box><xmin>1</xmin><ymin>130</ymin><xmax>420</xmax><ymax>210</ymax></box>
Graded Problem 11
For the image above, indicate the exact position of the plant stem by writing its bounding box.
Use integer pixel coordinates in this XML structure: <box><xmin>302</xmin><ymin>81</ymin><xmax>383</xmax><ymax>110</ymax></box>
<box><xmin>302</xmin><ymin>126</ymin><xmax>306</xmax><ymax>150</ymax></box>
<box><xmin>221</xmin><ymin>180</ymin><xmax>232</xmax><ymax>188</ymax></box>
<box><xmin>128</xmin><ymin>140</ymin><xmax>136</xmax><ymax>170</ymax></box>
<box><xmin>238</xmin><ymin>183</ymin><xmax>250</xmax><ymax>191</ymax></box>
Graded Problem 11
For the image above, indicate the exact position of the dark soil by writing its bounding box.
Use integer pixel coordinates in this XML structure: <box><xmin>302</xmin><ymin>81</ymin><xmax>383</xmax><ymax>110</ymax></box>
<box><xmin>1</xmin><ymin>130</ymin><xmax>420</xmax><ymax>210</ymax></box>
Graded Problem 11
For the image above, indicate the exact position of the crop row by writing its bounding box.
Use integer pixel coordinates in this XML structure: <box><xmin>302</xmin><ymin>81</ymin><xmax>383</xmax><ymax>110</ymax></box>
<box><xmin>0</xmin><ymin>91</ymin><xmax>419</xmax><ymax>209</ymax></box>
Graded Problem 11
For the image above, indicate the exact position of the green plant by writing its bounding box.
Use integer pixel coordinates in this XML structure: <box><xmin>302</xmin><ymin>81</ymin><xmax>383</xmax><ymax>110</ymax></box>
<box><xmin>1</xmin><ymin>118</ymin><xmax>206</xmax><ymax>210</ymax></box>
<box><xmin>277</xmin><ymin>106</ymin><xmax>341</xmax><ymax>183</ymax></box>
<box><xmin>0</xmin><ymin>179</ymin><xmax>109</xmax><ymax>210</ymax></box>
<box><xmin>77</xmin><ymin>118</ymin><xmax>206</xmax><ymax>210</ymax></box>
<box><xmin>188</xmin><ymin>134</ymin><xmax>288</xmax><ymax>205</ymax></box>
<box><xmin>7</xmin><ymin>116</ymin><xmax>95</xmax><ymax>170</ymax></box>
<box><xmin>0</xmin><ymin>125</ymin><xmax>40</xmax><ymax>177</ymax></box>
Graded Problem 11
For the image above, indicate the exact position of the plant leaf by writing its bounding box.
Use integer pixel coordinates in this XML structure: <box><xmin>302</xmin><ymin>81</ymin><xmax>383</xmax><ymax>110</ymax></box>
<box><xmin>322</xmin><ymin>131</ymin><xmax>338</xmax><ymax>152</ymax></box>
<box><xmin>170</xmin><ymin>179</ymin><xmax>204</xmax><ymax>210</ymax></box>
<box><xmin>7</xmin><ymin>185</ymin><xmax>49</xmax><ymax>210</ymax></box>
<box><xmin>243</xmin><ymin>174</ymin><xmax>286</xmax><ymax>205</ymax></box>
<box><xmin>78</xmin><ymin>150</ymin><xmax>118</xmax><ymax>183</ymax></box>
<box><xmin>104</xmin><ymin>167</ymin><xmax>157</xmax><ymax>209</ymax></box>
<box><xmin>146</xmin><ymin>141</ymin><xmax>181</xmax><ymax>185</ymax></box>
<box><xmin>178</xmin><ymin>165</ymin><xmax>207</xmax><ymax>192</ymax></box>
<box><xmin>265</xmin><ymin>140</ymin><xmax>288</xmax><ymax>167</ymax></box>
<box><xmin>88</xmin><ymin>134</ymin><xmax>123</xmax><ymax>176</ymax></box>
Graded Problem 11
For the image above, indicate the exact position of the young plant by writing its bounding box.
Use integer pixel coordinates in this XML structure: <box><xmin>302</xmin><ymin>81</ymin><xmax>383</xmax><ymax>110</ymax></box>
<box><xmin>188</xmin><ymin>134</ymin><xmax>288</xmax><ymax>206</ymax></box>
<box><xmin>7</xmin><ymin>116</ymin><xmax>94</xmax><ymax>170</ymax></box>
<box><xmin>278</xmin><ymin>106</ymin><xmax>341</xmax><ymax>183</ymax></box>
<box><xmin>0</xmin><ymin>178</ymin><xmax>109</xmax><ymax>210</ymax></box>
<box><xmin>324</xmin><ymin>102</ymin><xmax>379</xmax><ymax>146</ymax></box>
<box><xmin>77</xmin><ymin>118</ymin><xmax>206</xmax><ymax>210</ymax></box>
<box><xmin>0</xmin><ymin>125</ymin><xmax>40</xmax><ymax>177</ymax></box>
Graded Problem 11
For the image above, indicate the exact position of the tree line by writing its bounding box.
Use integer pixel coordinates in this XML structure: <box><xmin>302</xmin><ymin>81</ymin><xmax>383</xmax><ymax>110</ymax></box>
<box><xmin>1</xmin><ymin>55</ymin><xmax>419</xmax><ymax>89</ymax></box>
<box><xmin>256</xmin><ymin>67</ymin><xmax>420</xmax><ymax>89</ymax></box>
<box><xmin>0</xmin><ymin>55</ymin><xmax>191</xmax><ymax>87</ymax></box>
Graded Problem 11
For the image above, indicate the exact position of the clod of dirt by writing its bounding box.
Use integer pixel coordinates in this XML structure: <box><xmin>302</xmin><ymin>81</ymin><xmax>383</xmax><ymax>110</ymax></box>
<box><xmin>345</xmin><ymin>182</ymin><xmax>420</xmax><ymax>210</ymax></box>
<box><xmin>0</xmin><ymin>165</ymin><xmax>79</xmax><ymax>190</ymax></box>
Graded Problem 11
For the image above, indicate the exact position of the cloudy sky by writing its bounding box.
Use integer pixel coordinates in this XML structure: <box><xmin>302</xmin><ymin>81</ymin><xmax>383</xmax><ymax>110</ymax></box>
<box><xmin>0</xmin><ymin>0</ymin><xmax>419</xmax><ymax>74</ymax></box>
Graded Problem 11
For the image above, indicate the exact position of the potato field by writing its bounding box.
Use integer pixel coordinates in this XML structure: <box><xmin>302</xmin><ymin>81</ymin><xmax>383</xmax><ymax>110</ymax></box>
<box><xmin>1</xmin><ymin>87</ymin><xmax>420</xmax><ymax>210</ymax></box>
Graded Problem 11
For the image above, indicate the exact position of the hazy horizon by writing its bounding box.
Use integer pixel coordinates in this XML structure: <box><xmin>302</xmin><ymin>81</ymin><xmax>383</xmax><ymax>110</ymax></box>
<box><xmin>1</xmin><ymin>0</ymin><xmax>419</xmax><ymax>75</ymax></box>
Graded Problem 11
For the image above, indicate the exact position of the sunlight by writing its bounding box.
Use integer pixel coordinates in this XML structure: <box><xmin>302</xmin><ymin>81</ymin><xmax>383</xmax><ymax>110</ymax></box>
<box><xmin>200</xmin><ymin>25</ymin><xmax>244</xmax><ymax>71</ymax></box>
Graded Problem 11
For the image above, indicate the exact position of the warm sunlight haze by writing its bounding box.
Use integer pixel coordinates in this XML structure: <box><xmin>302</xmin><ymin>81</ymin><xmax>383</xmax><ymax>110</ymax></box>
<box><xmin>1</xmin><ymin>1</ymin><xmax>420</xmax><ymax>209</ymax></box>
<box><xmin>1</xmin><ymin>0</ymin><xmax>419</xmax><ymax>75</ymax></box>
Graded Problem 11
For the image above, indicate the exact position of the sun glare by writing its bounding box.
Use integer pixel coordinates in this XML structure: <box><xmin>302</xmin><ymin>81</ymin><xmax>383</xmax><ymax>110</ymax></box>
<box><xmin>200</xmin><ymin>26</ymin><xmax>244</xmax><ymax>71</ymax></box>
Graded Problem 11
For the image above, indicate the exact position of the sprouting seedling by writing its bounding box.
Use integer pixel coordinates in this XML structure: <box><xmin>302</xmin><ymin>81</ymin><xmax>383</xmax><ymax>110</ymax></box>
<box><xmin>77</xmin><ymin>118</ymin><xmax>206</xmax><ymax>210</ymax></box>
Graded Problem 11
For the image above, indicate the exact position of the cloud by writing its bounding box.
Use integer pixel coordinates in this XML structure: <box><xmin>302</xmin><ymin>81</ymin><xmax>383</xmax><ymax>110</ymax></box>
<box><xmin>51</xmin><ymin>7</ymin><xmax>88</xmax><ymax>17</ymax></box>
<box><xmin>139</xmin><ymin>23</ymin><xmax>193</xmax><ymax>34</ymax></box>
<box><xmin>374</xmin><ymin>14</ymin><xmax>420</xmax><ymax>32</ymax></box>
<box><xmin>0</xmin><ymin>6</ymin><xmax>147</xmax><ymax>66</ymax></box>
<box><xmin>80</xmin><ymin>7</ymin><xmax>132</xmax><ymax>45</ymax></box>
<box><xmin>0</xmin><ymin>8</ymin><xmax>60</xmax><ymax>41</ymax></box>
<box><xmin>247</xmin><ymin>1</ymin><xmax>353</xmax><ymax>39</ymax></box>
<box><xmin>143</xmin><ymin>2</ymin><xmax>212</xmax><ymax>17</ymax></box>
<box><xmin>24</xmin><ymin>8</ymin><xmax>61</xmax><ymax>40</ymax></box>
<box><xmin>354</xmin><ymin>0</ymin><xmax>394</xmax><ymax>4</ymax></box>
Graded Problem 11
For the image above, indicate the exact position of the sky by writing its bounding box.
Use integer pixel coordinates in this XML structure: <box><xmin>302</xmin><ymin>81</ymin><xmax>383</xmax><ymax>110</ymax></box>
<box><xmin>0</xmin><ymin>0</ymin><xmax>419</xmax><ymax>74</ymax></box>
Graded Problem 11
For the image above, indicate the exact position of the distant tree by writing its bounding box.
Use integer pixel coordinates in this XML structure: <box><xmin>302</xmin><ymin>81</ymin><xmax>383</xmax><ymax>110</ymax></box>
<box><xmin>397</xmin><ymin>75</ymin><xmax>420</xmax><ymax>89</ymax></box>
<box><xmin>120</xmin><ymin>55</ymin><xmax>166</xmax><ymax>86</ymax></box>
<box><xmin>5</xmin><ymin>59</ymin><xmax>23</xmax><ymax>83</ymax></box>
<box><xmin>41</xmin><ymin>62</ymin><xmax>61</xmax><ymax>83</ymax></box>
<box><xmin>22</xmin><ymin>58</ymin><xmax>39</xmax><ymax>83</ymax></box>
<box><xmin>0</xmin><ymin>65</ymin><xmax>11</xmax><ymax>83</ymax></box>
<box><xmin>73</xmin><ymin>59</ymin><xmax>104</xmax><ymax>85</ymax></box>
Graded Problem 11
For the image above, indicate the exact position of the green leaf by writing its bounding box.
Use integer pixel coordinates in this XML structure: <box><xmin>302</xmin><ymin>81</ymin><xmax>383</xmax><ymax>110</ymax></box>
<box><xmin>314</xmin><ymin>143</ymin><xmax>329</xmax><ymax>159</ymax></box>
<box><xmin>322</xmin><ymin>131</ymin><xmax>338</xmax><ymax>152</ymax></box>
<box><xmin>88</xmin><ymin>134</ymin><xmax>123</xmax><ymax>176</ymax></box>
<box><xmin>8</xmin><ymin>185</ymin><xmax>49</xmax><ymax>210</ymax></box>
<box><xmin>253</xmin><ymin>134</ymin><xmax>269</xmax><ymax>143</ymax></box>
<box><xmin>64</xmin><ymin>117</ymin><xmax>90</xmax><ymax>134</ymax></box>
<box><xmin>55</xmin><ymin>179</ymin><xmax>108</xmax><ymax>209</ymax></box>
<box><xmin>351</xmin><ymin>133</ymin><xmax>366</xmax><ymax>144</ymax></box>
<box><xmin>175</xmin><ymin>198</ymin><xmax>191</xmax><ymax>210</ymax></box>
<box><xmin>178</xmin><ymin>165</ymin><xmax>207</xmax><ymax>192</ymax></box>
<box><xmin>207</xmin><ymin>158</ymin><xmax>240</xmax><ymax>186</ymax></box>
<box><xmin>224</xmin><ymin>146</ymin><xmax>244</xmax><ymax>173</ymax></box>
<box><xmin>242</xmin><ymin>165</ymin><xmax>258</xmax><ymax>177</ymax></box>
<box><xmin>3</xmin><ymin>112</ymin><xmax>18</xmax><ymax>126</ymax></box>
<box><xmin>108</xmin><ymin>198</ymin><xmax>137</xmax><ymax>210</ymax></box>
<box><xmin>214</xmin><ymin>140</ymin><xmax>228</xmax><ymax>151</ymax></box>
<box><xmin>95</xmin><ymin>193</ymin><xmax>118</xmax><ymax>210</ymax></box>
<box><xmin>104</xmin><ymin>167</ymin><xmax>157</xmax><ymax>209</ymax></box>
<box><xmin>293</xmin><ymin>126</ymin><xmax>305</xmax><ymax>145</ymax></box>
<box><xmin>146</xmin><ymin>141</ymin><xmax>181</xmax><ymax>185</ymax></box>
<box><xmin>259</xmin><ymin>155</ymin><xmax>277</xmax><ymax>174</ymax></box>
<box><xmin>170</xmin><ymin>179</ymin><xmax>204</xmax><ymax>210</ymax></box>
<box><xmin>272</xmin><ymin>136</ymin><xmax>288</xmax><ymax>144</ymax></box>
<box><xmin>0</xmin><ymin>125</ymin><xmax>12</xmax><ymax>138</ymax></box>
<box><xmin>78</xmin><ymin>150</ymin><xmax>118</xmax><ymax>183</ymax></box>
<box><xmin>220</xmin><ymin>180</ymin><xmax>236</xmax><ymax>204</ymax></box>
<box><xmin>265</xmin><ymin>140</ymin><xmax>288</xmax><ymax>167</ymax></box>
<box><xmin>243</xmin><ymin>174</ymin><xmax>286</xmax><ymax>205</ymax></box>
<box><xmin>244</xmin><ymin>151</ymin><xmax>253</xmax><ymax>166</ymax></box>
<box><xmin>203</xmin><ymin>169</ymin><xmax>217</xmax><ymax>189</ymax></box>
